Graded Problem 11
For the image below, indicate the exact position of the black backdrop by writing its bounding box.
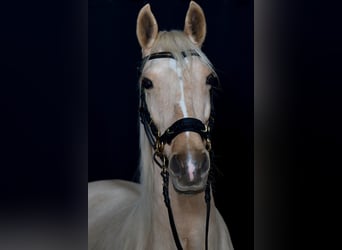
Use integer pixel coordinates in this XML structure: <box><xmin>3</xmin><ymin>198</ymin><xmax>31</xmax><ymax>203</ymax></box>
<box><xmin>88</xmin><ymin>1</ymin><xmax>253</xmax><ymax>249</ymax></box>
<box><xmin>1</xmin><ymin>0</ymin><xmax>342</xmax><ymax>250</ymax></box>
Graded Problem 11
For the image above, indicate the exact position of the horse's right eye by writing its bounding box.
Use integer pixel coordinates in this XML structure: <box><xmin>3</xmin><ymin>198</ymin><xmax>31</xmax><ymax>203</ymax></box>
<box><xmin>141</xmin><ymin>78</ymin><xmax>153</xmax><ymax>89</ymax></box>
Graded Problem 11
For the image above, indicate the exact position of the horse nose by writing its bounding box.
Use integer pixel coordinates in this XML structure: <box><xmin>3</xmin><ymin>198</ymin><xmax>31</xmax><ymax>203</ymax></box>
<box><xmin>169</xmin><ymin>151</ymin><xmax>209</xmax><ymax>182</ymax></box>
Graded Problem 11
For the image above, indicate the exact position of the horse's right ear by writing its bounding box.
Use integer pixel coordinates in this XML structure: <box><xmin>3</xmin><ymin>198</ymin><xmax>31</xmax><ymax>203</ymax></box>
<box><xmin>136</xmin><ymin>4</ymin><xmax>158</xmax><ymax>54</ymax></box>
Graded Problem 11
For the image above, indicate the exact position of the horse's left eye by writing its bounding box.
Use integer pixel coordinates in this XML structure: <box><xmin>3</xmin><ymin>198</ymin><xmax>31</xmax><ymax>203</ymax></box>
<box><xmin>206</xmin><ymin>73</ymin><xmax>219</xmax><ymax>88</ymax></box>
<box><xmin>141</xmin><ymin>77</ymin><xmax>154</xmax><ymax>89</ymax></box>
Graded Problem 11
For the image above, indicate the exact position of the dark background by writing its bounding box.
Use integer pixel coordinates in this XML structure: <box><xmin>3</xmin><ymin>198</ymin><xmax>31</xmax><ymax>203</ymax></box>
<box><xmin>88</xmin><ymin>1</ymin><xmax>253</xmax><ymax>249</ymax></box>
<box><xmin>0</xmin><ymin>0</ymin><xmax>341</xmax><ymax>250</ymax></box>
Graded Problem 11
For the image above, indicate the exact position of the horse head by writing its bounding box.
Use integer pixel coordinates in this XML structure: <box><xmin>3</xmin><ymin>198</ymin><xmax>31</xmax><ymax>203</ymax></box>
<box><xmin>137</xmin><ymin>1</ymin><xmax>219</xmax><ymax>194</ymax></box>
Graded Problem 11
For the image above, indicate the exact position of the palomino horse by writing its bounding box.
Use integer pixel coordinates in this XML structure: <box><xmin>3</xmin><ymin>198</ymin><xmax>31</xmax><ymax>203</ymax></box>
<box><xmin>88</xmin><ymin>2</ymin><xmax>233</xmax><ymax>249</ymax></box>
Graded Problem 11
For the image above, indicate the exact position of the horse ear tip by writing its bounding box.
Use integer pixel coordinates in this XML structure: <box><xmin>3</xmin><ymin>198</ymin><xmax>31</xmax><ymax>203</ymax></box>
<box><xmin>190</xmin><ymin>1</ymin><xmax>200</xmax><ymax>8</ymax></box>
<box><xmin>187</xmin><ymin>1</ymin><xmax>204</xmax><ymax>17</ymax></box>
<box><xmin>142</xmin><ymin>3</ymin><xmax>151</xmax><ymax>11</ymax></box>
<box><xmin>138</xmin><ymin>3</ymin><xmax>150</xmax><ymax>15</ymax></box>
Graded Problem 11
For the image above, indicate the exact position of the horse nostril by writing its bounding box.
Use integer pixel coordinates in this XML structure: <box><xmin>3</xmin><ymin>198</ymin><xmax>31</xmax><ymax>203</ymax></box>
<box><xmin>199</xmin><ymin>153</ymin><xmax>209</xmax><ymax>173</ymax></box>
<box><xmin>169</xmin><ymin>154</ymin><xmax>184</xmax><ymax>177</ymax></box>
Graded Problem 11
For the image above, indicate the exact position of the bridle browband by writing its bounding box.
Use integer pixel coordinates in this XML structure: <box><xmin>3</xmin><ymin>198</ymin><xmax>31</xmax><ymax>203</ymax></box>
<box><xmin>138</xmin><ymin>49</ymin><xmax>216</xmax><ymax>250</ymax></box>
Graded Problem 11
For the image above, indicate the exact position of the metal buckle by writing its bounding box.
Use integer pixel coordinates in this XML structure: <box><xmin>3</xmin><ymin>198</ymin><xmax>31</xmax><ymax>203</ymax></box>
<box><xmin>155</xmin><ymin>135</ymin><xmax>164</xmax><ymax>154</ymax></box>
<box><xmin>201</xmin><ymin>124</ymin><xmax>210</xmax><ymax>133</ymax></box>
<box><xmin>205</xmin><ymin>138</ymin><xmax>212</xmax><ymax>151</ymax></box>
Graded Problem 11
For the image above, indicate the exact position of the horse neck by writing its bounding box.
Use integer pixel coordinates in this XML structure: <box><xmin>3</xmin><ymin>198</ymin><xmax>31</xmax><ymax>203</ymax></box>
<box><xmin>139</xmin><ymin>125</ymin><xmax>216</xmax><ymax>245</ymax></box>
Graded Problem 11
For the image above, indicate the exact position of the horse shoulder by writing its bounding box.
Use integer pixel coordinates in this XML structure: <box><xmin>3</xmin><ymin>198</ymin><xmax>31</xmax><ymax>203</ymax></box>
<box><xmin>212</xmin><ymin>207</ymin><xmax>235</xmax><ymax>250</ymax></box>
<box><xmin>88</xmin><ymin>180</ymin><xmax>140</xmax><ymax>227</ymax></box>
<box><xmin>88</xmin><ymin>180</ymin><xmax>141</xmax><ymax>249</ymax></box>
<box><xmin>88</xmin><ymin>179</ymin><xmax>140</xmax><ymax>215</ymax></box>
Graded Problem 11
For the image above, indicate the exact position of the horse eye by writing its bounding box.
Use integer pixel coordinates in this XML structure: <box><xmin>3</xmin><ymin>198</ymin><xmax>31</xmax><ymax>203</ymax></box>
<box><xmin>206</xmin><ymin>73</ymin><xmax>219</xmax><ymax>88</ymax></box>
<box><xmin>141</xmin><ymin>77</ymin><xmax>153</xmax><ymax>89</ymax></box>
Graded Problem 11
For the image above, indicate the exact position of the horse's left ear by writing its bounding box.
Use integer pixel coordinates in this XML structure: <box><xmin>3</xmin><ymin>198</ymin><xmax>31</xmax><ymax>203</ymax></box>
<box><xmin>184</xmin><ymin>1</ymin><xmax>207</xmax><ymax>47</ymax></box>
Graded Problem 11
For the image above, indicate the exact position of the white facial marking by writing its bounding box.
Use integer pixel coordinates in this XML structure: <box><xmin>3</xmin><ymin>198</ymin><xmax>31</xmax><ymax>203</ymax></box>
<box><xmin>187</xmin><ymin>159</ymin><xmax>195</xmax><ymax>181</ymax></box>
<box><xmin>169</xmin><ymin>59</ymin><xmax>188</xmax><ymax>117</ymax></box>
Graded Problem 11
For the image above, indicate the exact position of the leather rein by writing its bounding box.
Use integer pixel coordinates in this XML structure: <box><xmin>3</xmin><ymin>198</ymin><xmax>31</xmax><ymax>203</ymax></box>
<box><xmin>138</xmin><ymin>50</ymin><xmax>217</xmax><ymax>250</ymax></box>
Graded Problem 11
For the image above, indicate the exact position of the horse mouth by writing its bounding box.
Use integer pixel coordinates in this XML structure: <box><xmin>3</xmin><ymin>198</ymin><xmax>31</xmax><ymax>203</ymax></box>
<box><xmin>171</xmin><ymin>177</ymin><xmax>207</xmax><ymax>194</ymax></box>
<box><xmin>174</xmin><ymin>186</ymin><xmax>205</xmax><ymax>194</ymax></box>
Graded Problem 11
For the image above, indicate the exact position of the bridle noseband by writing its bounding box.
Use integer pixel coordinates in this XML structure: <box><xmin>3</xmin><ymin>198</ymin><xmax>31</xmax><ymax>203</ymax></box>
<box><xmin>138</xmin><ymin>50</ymin><xmax>217</xmax><ymax>250</ymax></box>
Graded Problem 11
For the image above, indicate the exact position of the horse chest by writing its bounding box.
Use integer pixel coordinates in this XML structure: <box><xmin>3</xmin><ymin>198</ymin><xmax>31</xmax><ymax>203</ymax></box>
<box><xmin>150</xmin><ymin>212</ymin><xmax>206</xmax><ymax>250</ymax></box>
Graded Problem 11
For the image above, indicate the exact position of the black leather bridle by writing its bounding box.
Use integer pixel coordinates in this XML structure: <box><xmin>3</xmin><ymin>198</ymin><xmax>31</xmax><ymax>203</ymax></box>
<box><xmin>138</xmin><ymin>50</ymin><xmax>218</xmax><ymax>250</ymax></box>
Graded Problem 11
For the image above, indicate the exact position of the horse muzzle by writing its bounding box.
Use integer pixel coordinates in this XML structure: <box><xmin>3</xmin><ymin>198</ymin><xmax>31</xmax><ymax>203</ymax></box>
<box><xmin>169</xmin><ymin>150</ymin><xmax>210</xmax><ymax>193</ymax></box>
